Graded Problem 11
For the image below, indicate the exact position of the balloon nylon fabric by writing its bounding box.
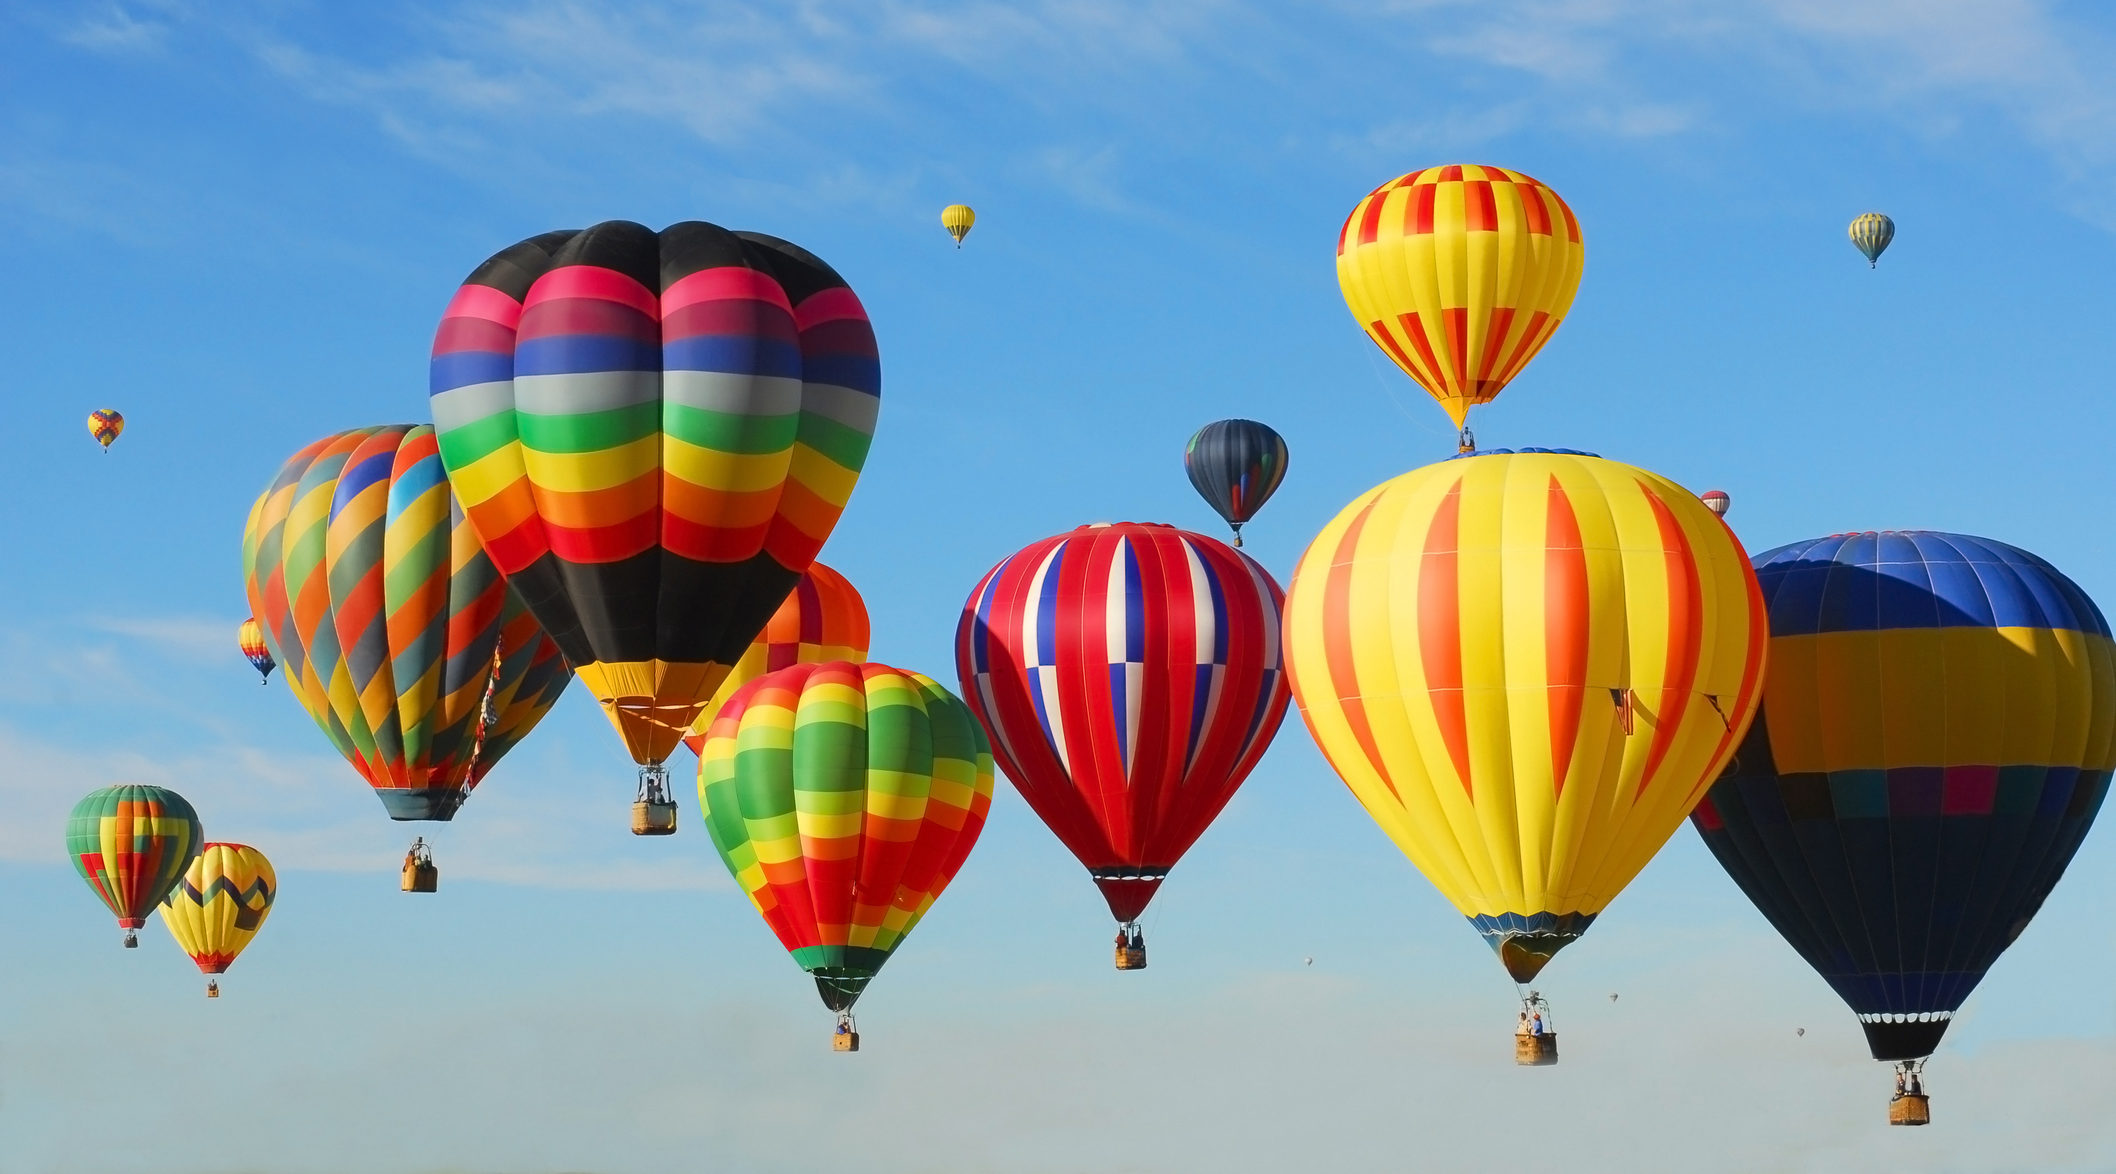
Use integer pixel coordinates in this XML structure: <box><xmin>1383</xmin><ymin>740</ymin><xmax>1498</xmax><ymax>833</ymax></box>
<box><xmin>956</xmin><ymin>523</ymin><xmax>1291</xmax><ymax>923</ymax></box>
<box><xmin>698</xmin><ymin>662</ymin><xmax>993</xmax><ymax>1011</ymax></box>
<box><xmin>88</xmin><ymin>409</ymin><xmax>125</xmax><ymax>447</ymax></box>
<box><xmin>1284</xmin><ymin>451</ymin><xmax>1767</xmax><ymax>981</ymax></box>
<box><xmin>1336</xmin><ymin>165</ymin><xmax>1584</xmax><ymax>429</ymax></box>
<box><xmin>1185</xmin><ymin>419</ymin><xmax>1289</xmax><ymax>532</ymax></box>
<box><xmin>1849</xmin><ymin>213</ymin><xmax>1894</xmax><ymax>266</ymax></box>
<box><xmin>941</xmin><ymin>204</ymin><xmax>975</xmax><ymax>244</ymax></box>
<box><xmin>680</xmin><ymin>561</ymin><xmax>871</xmax><ymax>757</ymax></box>
<box><xmin>66</xmin><ymin>785</ymin><xmax>203</xmax><ymax>929</ymax></box>
<box><xmin>243</xmin><ymin>425</ymin><xmax>570</xmax><ymax>820</ymax></box>
<box><xmin>1692</xmin><ymin>532</ymin><xmax>2115</xmax><ymax>1060</ymax></box>
<box><xmin>238</xmin><ymin>617</ymin><xmax>276</xmax><ymax>680</ymax></box>
<box><xmin>159</xmin><ymin>843</ymin><xmax>276</xmax><ymax>975</ymax></box>
<box><xmin>428</xmin><ymin>222</ymin><xmax>881</xmax><ymax>766</ymax></box>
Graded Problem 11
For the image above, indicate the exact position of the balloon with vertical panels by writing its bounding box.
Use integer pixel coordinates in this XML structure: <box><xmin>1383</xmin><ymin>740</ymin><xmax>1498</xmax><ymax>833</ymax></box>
<box><xmin>1283</xmin><ymin>450</ymin><xmax>1768</xmax><ymax>994</ymax></box>
<box><xmin>428</xmin><ymin>222</ymin><xmax>880</xmax><ymax>816</ymax></box>
<box><xmin>1849</xmin><ymin>213</ymin><xmax>1894</xmax><ymax>268</ymax></box>
<box><xmin>1336</xmin><ymin>166</ymin><xmax>1584</xmax><ymax>442</ymax></box>
<box><xmin>1185</xmin><ymin>419</ymin><xmax>1290</xmax><ymax>547</ymax></box>
<box><xmin>941</xmin><ymin>205</ymin><xmax>976</xmax><ymax>247</ymax></box>
<box><xmin>87</xmin><ymin>409</ymin><xmax>124</xmax><ymax>450</ymax></box>
<box><xmin>681</xmin><ymin>561</ymin><xmax>870</xmax><ymax>757</ymax></box>
<box><xmin>242</xmin><ymin>425</ymin><xmax>572</xmax><ymax>864</ymax></box>
<box><xmin>238</xmin><ymin>617</ymin><xmax>275</xmax><ymax>683</ymax></box>
<box><xmin>158</xmin><ymin>843</ymin><xmax>276</xmax><ymax>997</ymax></box>
<box><xmin>1691</xmin><ymin>532</ymin><xmax>2114</xmax><ymax>1116</ymax></box>
<box><xmin>697</xmin><ymin>661</ymin><xmax>992</xmax><ymax>1043</ymax></box>
<box><xmin>66</xmin><ymin>784</ymin><xmax>202</xmax><ymax>947</ymax></box>
<box><xmin>956</xmin><ymin>522</ymin><xmax>1290</xmax><ymax>964</ymax></box>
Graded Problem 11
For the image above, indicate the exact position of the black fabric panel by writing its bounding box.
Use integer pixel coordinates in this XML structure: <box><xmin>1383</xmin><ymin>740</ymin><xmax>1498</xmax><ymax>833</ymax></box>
<box><xmin>464</xmin><ymin>228</ymin><xmax>578</xmax><ymax>297</ymax></box>
<box><xmin>732</xmin><ymin>230</ymin><xmax>852</xmax><ymax>302</ymax></box>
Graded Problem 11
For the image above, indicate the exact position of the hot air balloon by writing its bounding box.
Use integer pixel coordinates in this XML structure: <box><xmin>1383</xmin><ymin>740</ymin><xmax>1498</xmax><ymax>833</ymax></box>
<box><xmin>698</xmin><ymin>661</ymin><xmax>993</xmax><ymax>1049</ymax></box>
<box><xmin>67</xmin><ymin>785</ymin><xmax>202</xmax><ymax>947</ymax></box>
<box><xmin>1337</xmin><ymin>166</ymin><xmax>1584</xmax><ymax>451</ymax></box>
<box><xmin>1185</xmin><ymin>419</ymin><xmax>1289</xmax><ymax>547</ymax></box>
<box><xmin>1700</xmin><ymin>489</ymin><xmax>1731</xmax><ymax>518</ymax></box>
<box><xmin>158</xmin><ymin>843</ymin><xmax>276</xmax><ymax>997</ymax></box>
<box><xmin>679</xmin><ymin>561</ymin><xmax>870</xmax><ymax>760</ymax></box>
<box><xmin>1849</xmin><ymin>213</ymin><xmax>1894</xmax><ymax>268</ymax></box>
<box><xmin>243</xmin><ymin>425</ymin><xmax>572</xmax><ymax>883</ymax></box>
<box><xmin>1691</xmin><ymin>532</ymin><xmax>2114</xmax><ymax>1123</ymax></box>
<box><xmin>429</xmin><ymin>222</ymin><xmax>880</xmax><ymax>830</ymax></box>
<box><xmin>87</xmin><ymin>409</ymin><xmax>124</xmax><ymax>450</ymax></box>
<box><xmin>957</xmin><ymin>522</ymin><xmax>1290</xmax><ymax>967</ymax></box>
<box><xmin>1283</xmin><ymin>449</ymin><xmax>1768</xmax><ymax>1060</ymax></box>
<box><xmin>237</xmin><ymin>616</ymin><xmax>275</xmax><ymax>683</ymax></box>
<box><xmin>941</xmin><ymin>204</ymin><xmax>975</xmax><ymax>247</ymax></box>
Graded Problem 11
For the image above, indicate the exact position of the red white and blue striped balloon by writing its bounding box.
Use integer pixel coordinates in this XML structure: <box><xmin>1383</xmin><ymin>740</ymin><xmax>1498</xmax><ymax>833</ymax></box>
<box><xmin>956</xmin><ymin>522</ymin><xmax>1290</xmax><ymax>923</ymax></box>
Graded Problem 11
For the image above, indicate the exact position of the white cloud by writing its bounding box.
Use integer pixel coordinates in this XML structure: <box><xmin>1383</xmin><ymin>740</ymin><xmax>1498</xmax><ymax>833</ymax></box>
<box><xmin>57</xmin><ymin>3</ymin><xmax>174</xmax><ymax>54</ymax></box>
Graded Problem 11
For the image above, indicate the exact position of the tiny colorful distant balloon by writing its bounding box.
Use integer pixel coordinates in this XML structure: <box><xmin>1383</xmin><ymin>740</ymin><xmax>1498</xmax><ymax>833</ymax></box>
<box><xmin>1701</xmin><ymin>489</ymin><xmax>1731</xmax><ymax>518</ymax></box>
<box><xmin>1185</xmin><ymin>419</ymin><xmax>1289</xmax><ymax>547</ymax></box>
<box><xmin>67</xmin><ymin>784</ymin><xmax>203</xmax><ymax>948</ymax></box>
<box><xmin>941</xmin><ymin>205</ymin><xmax>975</xmax><ymax>247</ymax></box>
<box><xmin>88</xmin><ymin>409</ymin><xmax>124</xmax><ymax>450</ymax></box>
<box><xmin>237</xmin><ymin>617</ymin><xmax>275</xmax><ymax>683</ymax></box>
<box><xmin>1849</xmin><ymin>213</ymin><xmax>1894</xmax><ymax>268</ymax></box>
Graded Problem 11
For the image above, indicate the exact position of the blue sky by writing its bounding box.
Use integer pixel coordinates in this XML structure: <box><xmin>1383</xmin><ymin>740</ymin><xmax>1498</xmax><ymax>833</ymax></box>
<box><xmin>5</xmin><ymin>2</ymin><xmax>2116</xmax><ymax>1171</ymax></box>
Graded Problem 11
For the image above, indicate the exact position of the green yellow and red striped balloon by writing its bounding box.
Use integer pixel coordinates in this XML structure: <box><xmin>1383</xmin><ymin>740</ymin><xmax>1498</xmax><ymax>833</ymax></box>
<box><xmin>66</xmin><ymin>784</ymin><xmax>202</xmax><ymax>947</ymax></box>
<box><xmin>698</xmin><ymin>662</ymin><xmax>992</xmax><ymax>1015</ymax></box>
<box><xmin>242</xmin><ymin>425</ymin><xmax>571</xmax><ymax>825</ymax></box>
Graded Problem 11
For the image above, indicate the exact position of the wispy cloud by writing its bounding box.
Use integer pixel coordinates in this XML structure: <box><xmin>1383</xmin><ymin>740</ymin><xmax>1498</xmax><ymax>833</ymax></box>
<box><xmin>56</xmin><ymin>2</ymin><xmax>176</xmax><ymax>54</ymax></box>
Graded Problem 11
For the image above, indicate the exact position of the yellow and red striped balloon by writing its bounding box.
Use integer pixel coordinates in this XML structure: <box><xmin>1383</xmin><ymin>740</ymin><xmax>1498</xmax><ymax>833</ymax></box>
<box><xmin>1336</xmin><ymin>165</ymin><xmax>1584</xmax><ymax>431</ymax></box>
<box><xmin>681</xmin><ymin>562</ymin><xmax>870</xmax><ymax>757</ymax></box>
<box><xmin>1283</xmin><ymin>449</ymin><xmax>1766</xmax><ymax>981</ymax></box>
<box><xmin>158</xmin><ymin>843</ymin><xmax>276</xmax><ymax>995</ymax></box>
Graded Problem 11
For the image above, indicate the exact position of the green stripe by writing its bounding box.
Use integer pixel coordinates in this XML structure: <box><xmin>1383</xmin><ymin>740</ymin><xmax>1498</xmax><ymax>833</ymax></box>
<box><xmin>516</xmin><ymin>403</ymin><xmax>659</xmax><ymax>454</ymax></box>
<box><xmin>664</xmin><ymin>403</ymin><xmax>799</xmax><ymax>455</ymax></box>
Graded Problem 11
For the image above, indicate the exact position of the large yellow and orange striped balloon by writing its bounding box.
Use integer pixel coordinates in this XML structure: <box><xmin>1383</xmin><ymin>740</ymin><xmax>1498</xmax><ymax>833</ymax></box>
<box><xmin>1336</xmin><ymin>165</ymin><xmax>1584</xmax><ymax>431</ymax></box>
<box><xmin>1284</xmin><ymin>449</ymin><xmax>1767</xmax><ymax>982</ymax></box>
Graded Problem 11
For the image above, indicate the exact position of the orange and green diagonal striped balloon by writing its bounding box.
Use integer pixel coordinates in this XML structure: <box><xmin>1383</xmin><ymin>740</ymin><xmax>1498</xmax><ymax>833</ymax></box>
<box><xmin>242</xmin><ymin>425</ymin><xmax>571</xmax><ymax>822</ymax></box>
<box><xmin>1336</xmin><ymin>165</ymin><xmax>1584</xmax><ymax>431</ymax></box>
<box><xmin>66</xmin><ymin>784</ymin><xmax>202</xmax><ymax>947</ymax></box>
<box><xmin>698</xmin><ymin>662</ymin><xmax>992</xmax><ymax>1014</ymax></box>
<box><xmin>1283</xmin><ymin>449</ymin><xmax>1767</xmax><ymax>983</ymax></box>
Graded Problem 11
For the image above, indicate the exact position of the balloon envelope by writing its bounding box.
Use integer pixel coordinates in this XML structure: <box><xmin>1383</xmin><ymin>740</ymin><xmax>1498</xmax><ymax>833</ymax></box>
<box><xmin>67</xmin><ymin>785</ymin><xmax>202</xmax><ymax>939</ymax></box>
<box><xmin>1701</xmin><ymin>489</ymin><xmax>1731</xmax><ymax>518</ymax></box>
<box><xmin>681</xmin><ymin>562</ymin><xmax>870</xmax><ymax>756</ymax></box>
<box><xmin>87</xmin><ymin>409</ymin><xmax>124</xmax><ymax>448</ymax></box>
<box><xmin>237</xmin><ymin>616</ymin><xmax>275</xmax><ymax>682</ymax></box>
<box><xmin>1283</xmin><ymin>449</ymin><xmax>1767</xmax><ymax>980</ymax></box>
<box><xmin>698</xmin><ymin>661</ymin><xmax>993</xmax><ymax>1011</ymax></box>
<box><xmin>941</xmin><ymin>204</ymin><xmax>975</xmax><ymax>245</ymax></box>
<box><xmin>429</xmin><ymin>222</ymin><xmax>880</xmax><ymax>767</ymax></box>
<box><xmin>1337</xmin><ymin>166</ymin><xmax>1584</xmax><ymax>429</ymax></box>
<box><xmin>159</xmin><ymin>843</ymin><xmax>276</xmax><ymax>977</ymax></box>
<box><xmin>957</xmin><ymin>522</ymin><xmax>1290</xmax><ymax>923</ymax></box>
<box><xmin>1849</xmin><ymin>213</ymin><xmax>1894</xmax><ymax>266</ymax></box>
<box><xmin>1692</xmin><ymin>532</ymin><xmax>2115</xmax><ymax>1060</ymax></box>
<box><xmin>1185</xmin><ymin>419</ymin><xmax>1289</xmax><ymax>542</ymax></box>
<box><xmin>243</xmin><ymin>425</ymin><xmax>571</xmax><ymax>820</ymax></box>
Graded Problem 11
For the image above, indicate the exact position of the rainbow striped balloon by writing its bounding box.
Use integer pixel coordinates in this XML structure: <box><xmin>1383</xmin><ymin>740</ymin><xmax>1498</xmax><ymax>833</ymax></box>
<box><xmin>680</xmin><ymin>561</ymin><xmax>870</xmax><ymax>757</ymax></box>
<box><xmin>429</xmin><ymin>222</ymin><xmax>880</xmax><ymax>771</ymax></box>
<box><xmin>243</xmin><ymin>425</ymin><xmax>571</xmax><ymax>821</ymax></box>
<box><xmin>698</xmin><ymin>662</ymin><xmax>992</xmax><ymax>1014</ymax></box>
<box><xmin>1284</xmin><ymin>449</ymin><xmax>1767</xmax><ymax>982</ymax></box>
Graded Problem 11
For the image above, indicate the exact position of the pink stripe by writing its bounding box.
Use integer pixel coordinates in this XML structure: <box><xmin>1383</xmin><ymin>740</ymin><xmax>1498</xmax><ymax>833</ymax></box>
<box><xmin>439</xmin><ymin>283</ymin><xmax>524</xmax><ymax>330</ymax></box>
<box><xmin>662</xmin><ymin>266</ymin><xmax>795</xmax><ymax>314</ymax></box>
<box><xmin>524</xmin><ymin>265</ymin><xmax>659</xmax><ymax>318</ymax></box>
<box><xmin>794</xmin><ymin>286</ymin><xmax>870</xmax><ymax>328</ymax></box>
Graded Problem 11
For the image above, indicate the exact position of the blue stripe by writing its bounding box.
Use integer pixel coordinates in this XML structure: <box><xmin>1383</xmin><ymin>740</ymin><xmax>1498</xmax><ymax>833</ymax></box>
<box><xmin>513</xmin><ymin>335</ymin><xmax>663</xmax><ymax>377</ymax></box>
<box><xmin>663</xmin><ymin>335</ymin><xmax>803</xmax><ymax>378</ymax></box>
<box><xmin>1109</xmin><ymin>663</ymin><xmax>1130</xmax><ymax>762</ymax></box>
<box><xmin>429</xmin><ymin>351</ymin><xmax>513</xmax><ymax>395</ymax></box>
<box><xmin>1122</xmin><ymin>541</ymin><xmax>1144</xmax><ymax>663</ymax></box>
<box><xmin>1754</xmin><ymin>531</ymin><xmax>2108</xmax><ymax>635</ymax></box>
<box><xmin>1034</xmin><ymin>547</ymin><xmax>1064</xmax><ymax>664</ymax></box>
<box><xmin>801</xmin><ymin>354</ymin><xmax>881</xmax><ymax>396</ymax></box>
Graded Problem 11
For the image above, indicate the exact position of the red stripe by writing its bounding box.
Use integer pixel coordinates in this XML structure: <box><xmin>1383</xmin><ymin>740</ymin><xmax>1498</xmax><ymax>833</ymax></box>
<box><xmin>1558</xmin><ymin>194</ymin><xmax>1581</xmax><ymax>243</ymax></box>
<box><xmin>1543</xmin><ymin>477</ymin><xmax>1589</xmax><ymax>796</ymax></box>
<box><xmin>1420</xmin><ymin>481</ymin><xmax>1473</xmax><ymax>795</ymax></box>
<box><xmin>522</xmin><ymin>265</ymin><xmax>659</xmax><ymax>319</ymax></box>
<box><xmin>1320</xmin><ymin>498</ymin><xmax>1397</xmax><ymax>803</ymax></box>
<box><xmin>1680</xmin><ymin>544</ymin><xmax>1771</xmax><ymax>811</ymax></box>
<box><xmin>1437</xmin><ymin>164</ymin><xmax>1463</xmax><ymax>182</ymax></box>
<box><xmin>1398</xmin><ymin>312</ymin><xmax>1448</xmax><ymax>392</ymax></box>
<box><xmin>1638</xmin><ymin>486</ymin><xmax>1703</xmax><ymax>798</ymax></box>
<box><xmin>1356</xmin><ymin>191</ymin><xmax>1387</xmax><ymax>246</ymax></box>
<box><xmin>1407</xmin><ymin>184</ymin><xmax>1437</xmax><ymax>236</ymax></box>
<box><xmin>1493</xmin><ymin>309</ymin><xmax>1552</xmax><ymax>387</ymax></box>
<box><xmin>1464</xmin><ymin>180</ymin><xmax>1497</xmax><ymax>232</ymax></box>
<box><xmin>1442</xmin><ymin>306</ymin><xmax>1470</xmax><ymax>390</ymax></box>
<box><xmin>1368</xmin><ymin>319</ymin><xmax>1423</xmax><ymax>381</ymax></box>
<box><xmin>1473</xmin><ymin>306</ymin><xmax>1517</xmax><ymax>391</ymax></box>
<box><xmin>545</xmin><ymin>513</ymin><xmax>660</xmax><ymax>563</ymax></box>
<box><xmin>1519</xmin><ymin>183</ymin><xmax>1552</xmax><ymax>236</ymax></box>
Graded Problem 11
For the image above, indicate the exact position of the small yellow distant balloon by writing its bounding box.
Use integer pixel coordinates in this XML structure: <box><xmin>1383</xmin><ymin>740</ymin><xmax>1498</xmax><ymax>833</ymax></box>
<box><xmin>941</xmin><ymin>204</ymin><xmax>975</xmax><ymax>247</ymax></box>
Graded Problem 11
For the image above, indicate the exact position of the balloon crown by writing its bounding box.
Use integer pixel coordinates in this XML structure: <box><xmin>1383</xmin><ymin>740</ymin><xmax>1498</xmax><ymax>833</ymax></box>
<box><xmin>1445</xmin><ymin>447</ymin><xmax>1600</xmax><ymax>461</ymax></box>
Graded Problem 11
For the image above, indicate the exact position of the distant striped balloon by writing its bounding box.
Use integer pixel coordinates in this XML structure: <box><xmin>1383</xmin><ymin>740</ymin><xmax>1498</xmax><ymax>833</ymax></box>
<box><xmin>1849</xmin><ymin>213</ymin><xmax>1894</xmax><ymax>268</ymax></box>
<box><xmin>941</xmin><ymin>204</ymin><xmax>975</xmax><ymax>247</ymax></box>
<box><xmin>956</xmin><ymin>523</ymin><xmax>1290</xmax><ymax>933</ymax></box>
<box><xmin>87</xmin><ymin>409</ymin><xmax>124</xmax><ymax>450</ymax></box>
<box><xmin>1701</xmin><ymin>489</ymin><xmax>1731</xmax><ymax>518</ymax></box>
<box><xmin>1284</xmin><ymin>450</ymin><xmax>1768</xmax><ymax>983</ymax></box>
<box><xmin>237</xmin><ymin>616</ymin><xmax>275</xmax><ymax>683</ymax></box>
<box><xmin>698</xmin><ymin>661</ymin><xmax>993</xmax><ymax>1017</ymax></box>
<box><xmin>1185</xmin><ymin>419</ymin><xmax>1289</xmax><ymax>546</ymax></box>
<box><xmin>242</xmin><ymin>425</ymin><xmax>571</xmax><ymax>824</ymax></box>
<box><xmin>66</xmin><ymin>784</ymin><xmax>202</xmax><ymax>947</ymax></box>
<box><xmin>680</xmin><ymin>562</ymin><xmax>870</xmax><ymax>757</ymax></box>
<box><xmin>1337</xmin><ymin>166</ymin><xmax>1584</xmax><ymax>432</ymax></box>
<box><xmin>158</xmin><ymin>843</ymin><xmax>276</xmax><ymax>995</ymax></box>
<box><xmin>429</xmin><ymin>223</ymin><xmax>880</xmax><ymax>777</ymax></box>
<box><xmin>1694</xmin><ymin>533</ymin><xmax>2115</xmax><ymax>1065</ymax></box>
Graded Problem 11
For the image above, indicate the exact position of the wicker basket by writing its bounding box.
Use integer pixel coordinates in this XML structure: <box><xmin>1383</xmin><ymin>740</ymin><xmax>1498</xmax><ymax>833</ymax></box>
<box><xmin>1115</xmin><ymin>945</ymin><xmax>1147</xmax><ymax>971</ymax></box>
<box><xmin>632</xmin><ymin>801</ymin><xmax>678</xmax><ymax>836</ymax></box>
<box><xmin>401</xmin><ymin>861</ymin><xmax>438</xmax><ymax>893</ymax></box>
<box><xmin>1514</xmin><ymin>1032</ymin><xmax>1558</xmax><ymax>1066</ymax></box>
<box><xmin>1888</xmin><ymin>1094</ymin><xmax>1930</xmax><ymax>1126</ymax></box>
<box><xmin>833</xmin><ymin>1030</ymin><xmax>860</xmax><ymax>1053</ymax></box>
